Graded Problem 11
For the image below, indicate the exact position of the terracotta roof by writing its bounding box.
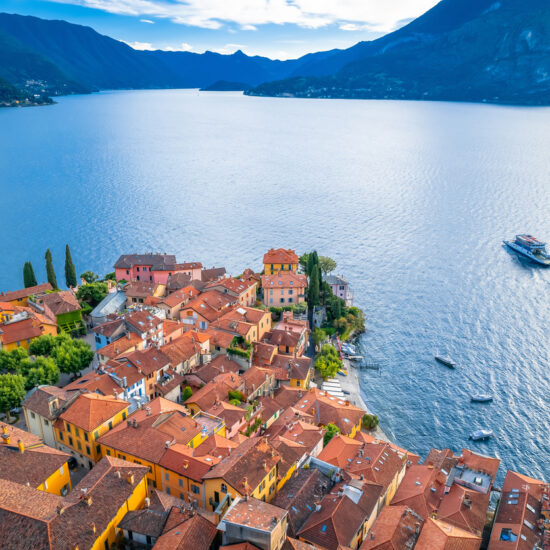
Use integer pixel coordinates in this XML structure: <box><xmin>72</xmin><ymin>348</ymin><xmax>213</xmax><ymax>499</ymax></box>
<box><xmin>295</xmin><ymin>389</ymin><xmax>365</xmax><ymax>434</ymax></box>
<box><xmin>122</xmin><ymin>347</ymin><xmax>171</xmax><ymax>376</ymax></box>
<box><xmin>262</xmin><ymin>272</ymin><xmax>307</xmax><ymax>290</ymax></box>
<box><xmin>98</xmin><ymin>332</ymin><xmax>142</xmax><ymax>360</ymax></box>
<box><xmin>221</xmin><ymin>543</ymin><xmax>261</xmax><ymax>550</ymax></box>
<box><xmin>319</xmin><ymin>435</ymin><xmax>406</xmax><ymax>494</ymax></box>
<box><xmin>185</xmin><ymin>373</ymin><xmax>243</xmax><ymax>412</ymax></box>
<box><xmin>204</xmin><ymin>400</ymin><xmax>246</xmax><ymax>431</ymax></box>
<box><xmin>283</xmin><ymin>537</ymin><xmax>322</xmax><ymax>550</ymax></box>
<box><xmin>359</xmin><ymin>505</ymin><xmax>423</xmax><ymax>550</ymax></box>
<box><xmin>263</xmin><ymin>249</ymin><xmax>299</xmax><ymax>265</ymax></box>
<box><xmin>59</xmin><ymin>393</ymin><xmax>129</xmax><ymax>432</ymax></box>
<box><xmin>242</xmin><ymin>366</ymin><xmax>274</xmax><ymax>394</ymax></box>
<box><xmin>39</xmin><ymin>290</ymin><xmax>81</xmax><ymax>316</ymax></box>
<box><xmin>204</xmin><ymin>327</ymin><xmax>236</xmax><ymax>349</ymax></box>
<box><xmin>415</xmin><ymin>517</ymin><xmax>481</xmax><ymax>550</ymax></box>
<box><xmin>193</xmin><ymin>433</ymin><xmax>239</xmax><ymax>459</ymax></box>
<box><xmin>203</xmin><ymin>437</ymin><xmax>280</xmax><ymax>494</ymax></box>
<box><xmin>210</xmin><ymin>317</ymin><xmax>255</xmax><ymax>339</ymax></box>
<box><xmin>0</xmin><ymin>283</ymin><xmax>53</xmax><ymax>302</ymax></box>
<box><xmin>159</xmin><ymin>443</ymin><xmax>220</xmax><ymax>481</ymax></box>
<box><xmin>253</xmin><ymin>341</ymin><xmax>278</xmax><ymax>365</ymax></box>
<box><xmin>114</xmin><ymin>253</ymin><xmax>176</xmax><ymax>270</ymax></box>
<box><xmin>298</xmin><ymin>481</ymin><xmax>383</xmax><ymax>550</ymax></box>
<box><xmin>153</xmin><ymin>508</ymin><xmax>218</xmax><ymax>550</ymax></box>
<box><xmin>181</xmin><ymin>290</ymin><xmax>237</xmax><ymax>322</ymax></box>
<box><xmin>124</xmin><ymin>280</ymin><xmax>162</xmax><ymax>298</ymax></box>
<box><xmin>160</xmin><ymin>287</ymin><xmax>198</xmax><ymax>308</ymax></box>
<box><xmin>205</xmin><ymin>277</ymin><xmax>257</xmax><ymax>296</ymax></box>
<box><xmin>195</xmin><ymin>354</ymin><xmax>242</xmax><ymax>384</ymax></box>
<box><xmin>22</xmin><ymin>386</ymin><xmax>73</xmax><ymax>421</ymax></box>
<box><xmin>160</xmin><ymin>333</ymin><xmax>202</xmax><ymax>366</ymax></box>
<box><xmin>123</xmin><ymin>309</ymin><xmax>163</xmax><ymax>332</ymax></box>
<box><xmin>223</xmin><ymin>496</ymin><xmax>287</xmax><ymax>532</ymax></box>
<box><xmin>92</xmin><ymin>318</ymin><xmax>125</xmax><ymax>338</ymax></box>
<box><xmin>272</xmin><ymin>467</ymin><xmax>330</xmax><ymax>537</ymax></box>
<box><xmin>277</xmin><ymin>420</ymin><xmax>324</xmax><ymax>455</ymax></box>
<box><xmin>459</xmin><ymin>449</ymin><xmax>500</xmax><ymax>484</ymax></box>
<box><xmin>98</xmin><ymin>404</ymin><xmax>198</xmax><ymax>463</ymax></box>
<box><xmin>0</xmin><ymin>421</ymin><xmax>70</xmax><ymax>488</ymax></box>
<box><xmin>273</xmin><ymin>386</ymin><xmax>306</xmax><ymax>410</ymax></box>
<box><xmin>267</xmin><ymin>355</ymin><xmax>311</xmax><ymax>380</ymax></box>
<box><xmin>0</xmin><ymin>317</ymin><xmax>43</xmax><ymax>345</ymax></box>
<box><xmin>176</xmin><ymin>262</ymin><xmax>203</xmax><ymax>271</ymax></box>
<box><xmin>390</xmin><ymin>464</ymin><xmax>447</xmax><ymax>519</ymax></box>
<box><xmin>201</xmin><ymin>267</ymin><xmax>227</xmax><ymax>282</ymax></box>
<box><xmin>437</xmin><ymin>483</ymin><xmax>490</xmax><ymax>536</ymax></box>
<box><xmin>267</xmin><ymin>329</ymin><xmax>302</xmax><ymax>348</ymax></box>
<box><xmin>118</xmin><ymin>507</ymin><xmax>167</xmax><ymax>538</ymax></box>
<box><xmin>64</xmin><ymin>362</ymin><xmax>144</xmax><ymax>396</ymax></box>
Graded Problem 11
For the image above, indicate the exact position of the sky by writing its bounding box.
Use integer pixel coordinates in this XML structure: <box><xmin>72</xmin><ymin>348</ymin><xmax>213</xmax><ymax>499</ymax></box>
<box><xmin>2</xmin><ymin>0</ymin><xmax>441</xmax><ymax>59</ymax></box>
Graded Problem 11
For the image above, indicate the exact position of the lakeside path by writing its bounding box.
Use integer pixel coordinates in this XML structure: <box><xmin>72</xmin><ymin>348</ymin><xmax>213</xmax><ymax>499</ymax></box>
<box><xmin>339</xmin><ymin>357</ymin><xmax>390</xmax><ymax>443</ymax></box>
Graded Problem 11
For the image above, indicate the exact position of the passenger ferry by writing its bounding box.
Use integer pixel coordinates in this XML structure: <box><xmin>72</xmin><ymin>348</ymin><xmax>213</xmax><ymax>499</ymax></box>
<box><xmin>503</xmin><ymin>235</ymin><xmax>550</xmax><ymax>266</ymax></box>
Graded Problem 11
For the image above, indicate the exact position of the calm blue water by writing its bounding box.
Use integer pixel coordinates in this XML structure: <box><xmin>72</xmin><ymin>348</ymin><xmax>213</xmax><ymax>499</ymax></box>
<box><xmin>1</xmin><ymin>90</ymin><xmax>549</xmax><ymax>483</ymax></box>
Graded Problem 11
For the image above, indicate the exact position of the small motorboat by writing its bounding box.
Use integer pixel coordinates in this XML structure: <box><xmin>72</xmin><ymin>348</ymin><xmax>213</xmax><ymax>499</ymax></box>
<box><xmin>435</xmin><ymin>356</ymin><xmax>456</xmax><ymax>368</ymax></box>
<box><xmin>469</xmin><ymin>429</ymin><xmax>494</xmax><ymax>441</ymax></box>
<box><xmin>503</xmin><ymin>234</ymin><xmax>550</xmax><ymax>266</ymax></box>
<box><xmin>471</xmin><ymin>394</ymin><xmax>493</xmax><ymax>403</ymax></box>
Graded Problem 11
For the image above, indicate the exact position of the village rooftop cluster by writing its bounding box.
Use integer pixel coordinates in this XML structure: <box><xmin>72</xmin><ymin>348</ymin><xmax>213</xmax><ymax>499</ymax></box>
<box><xmin>0</xmin><ymin>248</ymin><xmax>548</xmax><ymax>550</ymax></box>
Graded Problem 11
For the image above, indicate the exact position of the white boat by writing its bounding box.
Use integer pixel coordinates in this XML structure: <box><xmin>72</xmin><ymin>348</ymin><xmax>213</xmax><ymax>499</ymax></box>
<box><xmin>469</xmin><ymin>429</ymin><xmax>494</xmax><ymax>441</ymax></box>
<box><xmin>471</xmin><ymin>394</ymin><xmax>493</xmax><ymax>403</ymax></box>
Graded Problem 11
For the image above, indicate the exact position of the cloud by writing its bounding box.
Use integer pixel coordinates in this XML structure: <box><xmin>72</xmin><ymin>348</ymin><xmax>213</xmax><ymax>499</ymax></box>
<box><xmin>164</xmin><ymin>42</ymin><xmax>194</xmax><ymax>51</ymax></box>
<box><xmin>140</xmin><ymin>18</ymin><xmax>154</xmax><ymax>23</ymax></box>
<box><xmin>212</xmin><ymin>43</ymin><xmax>245</xmax><ymax>55</ymax></box>
<box><xmin>51</xmin><ymin>0</ymin><xmax>439</xmax><ymax>33</ymax></box>
<box><xmin>124</xmin><ymin>40</ymin><xmax>155</xmax><ymax>50</ymax></box>
<box><xmin>241</xmin><ymin>24</ymin><xmax>257</xmax><ymax>31</ymax></box>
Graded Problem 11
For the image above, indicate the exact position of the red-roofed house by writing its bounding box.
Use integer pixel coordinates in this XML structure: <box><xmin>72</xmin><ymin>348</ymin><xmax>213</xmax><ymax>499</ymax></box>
<box><xmin>262</xmin><ymin>272</ymin><xmax>307</xmax><ymax>307</ymax></box>
<box><xmin>263</xmin><ymin>249</ymin><xmax>299</xmax><ymax>275</ymax></box>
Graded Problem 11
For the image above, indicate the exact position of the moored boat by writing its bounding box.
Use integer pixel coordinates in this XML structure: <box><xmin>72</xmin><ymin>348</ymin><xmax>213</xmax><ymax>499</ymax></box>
<box><xmin>503</xmin><ymin>234</ymin><xmax>550</xmax><ymax>266</ymax></box>
<box><xmin>471</xmin><ymin>394</ymin><xmax>493</xmax><ymax>403</ymax></box>
<box><xmin>435</xmin><ymin>355</ymin><xmax>456</xmax><ymax>368</ymax></box>
<box><xmin>469</xmin><ymin>429</ymin><xmax>494</xmax><ymax>441</ymax></box>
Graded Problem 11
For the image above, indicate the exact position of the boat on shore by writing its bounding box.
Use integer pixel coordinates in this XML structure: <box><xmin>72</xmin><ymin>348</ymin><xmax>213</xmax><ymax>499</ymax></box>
<box><xmin>503</xmin><ymin>234</ymin><xmax>550</xmax><ymax>266</ymax></box>
<box><xmin>469</xmin><ymin>429</ymin><xmax>494</xmax><ymax>441</ymax></box>
<box><xmin>471</xmin><ymin>394</ymin><xmax>493</xmax><ymax>403</ymax></box>
<box><xmin>435</xmin><ymin>355</ymin><xmax>456</xmax><ymax>368</ymax></box>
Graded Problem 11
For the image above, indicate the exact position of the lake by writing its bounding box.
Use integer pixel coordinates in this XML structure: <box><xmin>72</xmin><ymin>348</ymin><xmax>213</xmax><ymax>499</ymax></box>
<box><xmin>1</xmin><ymin>89</ymin><xmax>549</xmax><ymax>482</ymax></box>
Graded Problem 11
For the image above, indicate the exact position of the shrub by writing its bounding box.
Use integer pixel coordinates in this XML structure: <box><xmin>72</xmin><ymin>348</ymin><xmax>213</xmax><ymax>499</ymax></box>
<box><xmin>323</xmin><ymin>423</ymin><xmax>340</xmax><ymax>446</ymax></box>
<box><xmin>362</xmin><ymin>414</ymin><xmax>379</xmax><ymax>430</ymax></box>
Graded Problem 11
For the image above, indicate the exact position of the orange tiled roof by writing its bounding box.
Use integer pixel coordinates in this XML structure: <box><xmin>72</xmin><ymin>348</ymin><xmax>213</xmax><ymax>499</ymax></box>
<box><xmin>59</xmin><ymin>393</ymin><xmax>129</xmax><ymax>432</ymax></box>
<box><xmin>0</xmin><ymin>316</ymin><xmax>43</xmax><ymax>345</ymax></box>
<box><xmin>263</xmin><ymin>248</ymin><xmax>299</xmax><ymax>265</ymax></box>
<box><xmin>415</xmin><ymin>517</ymin><xmax>481</xmax><ymax>550</ymax></box>
<box><xmin>0</xmin><ymin>283</ymin><xmax>53</xmax><ymax>302</ymax></box>
<box><xmin>98</xmin><ymin>332</ymin><xmax>142</xmax><ymax>360</ymax></box>
<box><xmin>205</xmin><ymin>277</ymin><xmax>257</xmax><ymax>296</ymax></box>
<box><xmin>39</xmin><ymin>290</ymin><xmax>81</xmax><ymax>315</ymax></box>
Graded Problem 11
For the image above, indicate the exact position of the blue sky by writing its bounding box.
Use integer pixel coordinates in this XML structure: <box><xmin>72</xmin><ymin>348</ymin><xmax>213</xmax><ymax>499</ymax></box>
<box><xmin>2</xmin><ymin>0</ymin><xmax>440</xmax><ymax>59</ymax></box>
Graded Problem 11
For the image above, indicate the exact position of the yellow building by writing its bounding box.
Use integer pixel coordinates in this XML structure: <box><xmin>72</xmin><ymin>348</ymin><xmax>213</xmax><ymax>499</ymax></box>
<box><xmin>55</xmin><ymin>392</ymin><xmax>129</xmax><ymax>469</ymax></box>
<box><xmin>0</xmin><ymin>421</ymin><xmax>72</xmax><ymax>496</ymax></box>
<box><xmin>0</xmin><ymin>312</ymin><xmax>57</xmax><ymax>352</ymax></box>
<box><xmin>202</xmin><ymin>437</ymin><xmax>281</xmax><ymax>512</ymax></box>
<box><xmin>263</xmin><ymin>248</ymin><xmax>299</xmax><ymax>275</ymax></box>
<box><xmin>98</xmin><ymin>397</ymin><xmax>224</xmax><ymax>492</ymax></box>
<box><xmin>0</xmin><ymin>282</ymin><xmax>53</xmax><ymax>307</ymax></box>
<box><xmin>0</xmin><ymin>455</ymin><xmax>149</xmax><ymax>550</ymax></box>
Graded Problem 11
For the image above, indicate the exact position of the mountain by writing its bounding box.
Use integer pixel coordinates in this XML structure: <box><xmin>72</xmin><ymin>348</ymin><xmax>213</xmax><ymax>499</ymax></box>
<box><xmin>248</xmin><ymin>0</ymin><xmax>550</xmax><ymax>105</ymax></box>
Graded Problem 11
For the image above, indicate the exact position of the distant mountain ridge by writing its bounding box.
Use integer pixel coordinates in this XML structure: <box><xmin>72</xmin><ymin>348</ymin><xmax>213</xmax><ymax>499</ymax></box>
<box><xmin>249</xmin><ymin>0</ymin><xmax>550</xmax><ymax>104</ymax></box>
<box><xmin>1</xmin><ymin>0</ymin><xmax>550</xmax><ymax>106</ymax></box>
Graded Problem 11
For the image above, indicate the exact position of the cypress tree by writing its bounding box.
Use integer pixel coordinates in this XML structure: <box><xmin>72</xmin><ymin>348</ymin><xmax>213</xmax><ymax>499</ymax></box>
<box><xmin>23</xmin><ymin>261</ymin><xmax>38</xmax><ymax>288</ymax></box>
<box><xmin>308</xmin><ymin>265</ymin><xmax>321</xmax><ymax>306</ymax></box>
<box><xmin>64</xmin><ymin>245</ymin><xmax>77</xmax><ymax>288</ymax></box>
<box><xmin>44</xmin><ymin>249</ymin><xmax>58</xmax><ymax>289</ymax></box>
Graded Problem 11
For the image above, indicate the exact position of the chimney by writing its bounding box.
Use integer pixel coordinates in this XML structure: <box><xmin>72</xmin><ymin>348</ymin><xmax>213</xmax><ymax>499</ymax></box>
<box><xmin>123</xmin><ymin>376</ymin><xmax>127</xmax><ymax>388</ymax></box>
<box><xmin>2</xmin><ymin>425</ymin><xmax>10</xmax><ymax>445</ymax></box>
<box><xmin>91</xmin><ymin>523</ymin><xmax>96</xmax><ymax>534</ymax></box>
<box><xmin>243</xmin><ymin>477</ymin><xmax>249</xmax><ymax>488</ymax></box>
<box><xmin>146</xmin><ymin>406</ymin><xmax>151</xmax><ymax>416</ymax></box>
<box><xmin>127</xmin><ymin>474</ymin><xmax>135</xmax><ymax>485</ymax></box>
<box><xmin>132</xmin><ymin>418</ymin><xmax>138</xmax><ymax>428</ymax></box>
<box><xmin>84</xmin><ymin>495</ymin><xmax>93</xmax><ymax>507</ymax></box>
<box><xmin>115</xmin><ymin>470</ymin><xmax>121</xmax><ymax>478</ymax></box>
<box><xmin>57</xmin><ymin>504</ymin><xmax>65</xmax><ymax>515</ymax></box>
<box><xmin>144</xmin><ymin>497</ymin><xmax>151</xmax><ymax>508</ymax></box>
<box><xmin>17</xmin><ymin>440</ymin><xmax>25</xmax><ymax>454</ymax></box>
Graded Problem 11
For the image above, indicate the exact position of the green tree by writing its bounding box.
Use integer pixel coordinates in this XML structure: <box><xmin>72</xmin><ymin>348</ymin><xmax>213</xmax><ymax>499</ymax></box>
<box><xmin>29</xmin><ymin>334</ymin><xmax>57</xmax><ymax>357</ymax></box>
<box><xmin>103</xmin><ymin>272</ymin><xmax>116</xmax><ymax>281</ymax></box>
<box><xmin>52</xmin><ymin>337</ymin><xmax>93</xmax><ymax>378</ymax></box>
<box><xmin>0</xmin><ymin>373</ymin><xmax>26</xmax><ymax>421</ymax></box>
<box><xmin>313</xmin><ymin>328</ymin><xmax>327</xmax><ymax>346</ymax></box>
<box><xmin>64</xmin><ymin>245</ymin><xmax>77</xmax><ymax>288</ymax></box>
<box><xmin>228</xmin><ymin>389</ymin><xmax>246</xmax><ymax>403</ymax></box>
<box><xmin>80</xmin><ymin>271</ymin><xmax>98</xmax><ymax>284</ymax></box>
<box><xmin>318</xmin><ymin>256</ymin><xmax>337</xmax><ymax>276</ymax></box>
<box><xmin>323</xmin><ymin>422</ymin><xmax>341</xmax><ymax>446</ymax></box>
<box><xmin>44</xmin><ymin>249</ymin><xmax>58</xmax><ymax>289</ymax></box>
<box><xmin>76</xmin><ymin>281</ymin><xmax>108</xmax><ymax>307</ymax></box>
<box><xmin>23</xmin><ymin>261</ymin><xmax>38</xmax><ymax>288</ymax></box>
<box><xmin>182</xmin><ymin>386</ymin><xmax>193</xmax><ymax>401</ymax></box>
<box><xmin>0</xmin><ymin>348</ymin><xmax>28</xmax><ymax>374</ymax></box>
<box><xmin>362</xmin><ymin>413</ymin><xmax>380</xmax><ymax>431</ymax></box>
<box><xmin>299</xmin><ymin>253</ymin><xmax>309</xmax><ymax>273</ymax></box>
<box><xmin>308</xmin><ymin>265</ymin><xmax>321</xmax><ymax>307</ymax></box>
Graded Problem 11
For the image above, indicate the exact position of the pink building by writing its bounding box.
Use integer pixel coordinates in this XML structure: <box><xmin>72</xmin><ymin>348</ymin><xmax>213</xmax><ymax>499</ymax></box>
<box><xmin>261</xmin><ymin>271</ymin><xmax>307</xmax><ymax>307</ymax></box>
<box><xmin>326</xmin><ymin>274</ymin><xmax>353</xmax><ymax>307</ymax></box>
<box><xmin>114</xmin><ymin>253</ymin><xmax>202</xmax><ymax>285</ymax></box>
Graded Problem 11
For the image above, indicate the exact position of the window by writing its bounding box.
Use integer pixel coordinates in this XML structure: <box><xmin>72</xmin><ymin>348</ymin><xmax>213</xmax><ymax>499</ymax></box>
<box><xmin>122</xmin><ymin>412</ymin><xmax>127</xmax><ymax>420</ymax></box>
<box><xmin>74</xmin><ymin>427</ymin><xmax>80</xmax><ymax>437</ymax></box>
<box><xmin>94</xmin><ymin>430</ymin><xmax>99</xmax><ymax>439</ymax></box>
<box><xmin>126</xmin><ymin>270</ymin><xmax>129</xmax><ymax>275</ymax></box>
<box><xmin>84</xmin><ymin>432</ymin><xmax>88</xmax><ymax>442</ymax></box>
<box><xmin>108</xmin><ymin>421</ymin><xmax>113</xmax><ymax>430</ymax></box>
<box><xmin>288</xmin><ymin>289</ymin><xmax>293</xmax><ymax>295</ymax></box>
<box><xmin>280</xmin><ymin>298</ymin><xmax>285</xmax><ymax>304</ymax></box>
<box><xmin>66</xmin><ymin>423</ymin><xmax>71</xmax><ymax>432</ymax></box>
<box><xmin>77</xmin><ymin>441</ymin><xmax>82</xmax><ymax>451</ymax></box>
<box><xmin>68</xmin><ymin>436</ymin><xmax>73</xmax><ymax>446</ymax></box>
<box><xmin>191</xmin><ymin>485</ymin><xmax>200</xmax><ymax>494</ymax></box>
<box><xmin>221</xmin><ymin>483</ymin><xmax>228</xmax><ymax>494</ymax></box>
<box><xmin>166</xmin><ymin>488</ymin><xmax>171</xmax><ymax>495</ymax></box>
<box><xmin>137</xmin><ymin>267</ymin><xmax>140</xmax><ymax>272</ymax></box>
<box><xmin>179</xmin><ymin>478</ymin><xmax>183</xmax><ymax>487</ymax></box>
<box><xmin>59</xmin><ymin>432</ymin><xmax>64</xmax><ymax>441</ymax></box>
<box><xmin>296</xmin><ymin>380</ymin><xmax>301</xmax><ymax>386</ymax></box>
<box><xmin>288</xmin><ymin>298</ymin><xmax>293</xmax><ymax>303</ymax></box>
<box><xmin>86</xmin><ymin>445</ymin><xmax>91</xmax><ymax>455</ymax></box>
<box><xmin>59</xmin><ymin>465</ymin><xmax>64</xmax><ymax>475</ymax></box>
<box><xmin>44</xmin><ymin>419</ymin><xmax>49</xmax><ymax>426</ymax></box>
<box><xmin>96</xmin><ymin>445</ymin><xmax>100</xmax><ymax>455</ymax></box>
<box><xmin>106</xmin><ymin>449</ymin><xmax>111</xmax><ymax>456</ymax></box>
<box><xmin>200</xmin><ymin>321</ymin><xmax>207</xmax><ymax>330</ymax></box>
<box><xmin>30</xmin><ymin>412</ymin><xmax>36</xmax><ymax>419</ymax></box>
<box><xmin>165</xmin><ymin>473</ymin><xmax>170</xmax><ymax>480</ymax></box>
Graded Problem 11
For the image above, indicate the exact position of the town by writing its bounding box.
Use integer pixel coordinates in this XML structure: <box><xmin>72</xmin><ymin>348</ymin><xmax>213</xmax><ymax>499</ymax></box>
<box><xmin>0</xmin><ymin>248</ymin><xmax>548</xmax><ymax>550</ymax></box>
